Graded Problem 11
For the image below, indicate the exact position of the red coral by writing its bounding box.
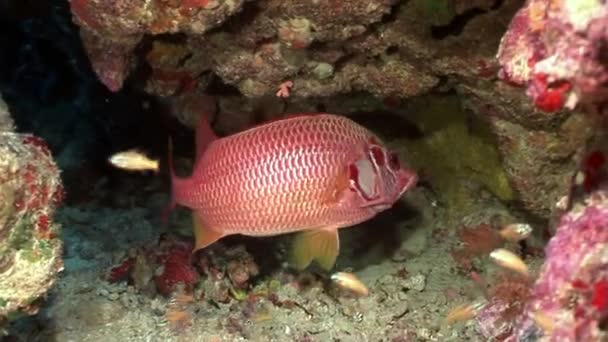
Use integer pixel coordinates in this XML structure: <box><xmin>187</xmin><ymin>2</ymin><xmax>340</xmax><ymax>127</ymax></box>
<box><xmin>582</xmin><ymin>150</ymin><xmax>607</xmax><ymax>192</ymax></box>
<box><xmin>182</xmin><ymin>0</ymin><xmax>210</xmax><ymax>9</ymax></box>
<box><xmin>591</xmin><ymin>279</ymin><xmax>608</xmax><ymax>313</ymax></box>
<box><xmin>37</xmin><ymin>215</ymin><xmax>49</xmax><ymax>231</ymax></box>
<box><xmin>22</xmin><ymin>135</ymin><xmax>51</xmax><ymax>156</ymax></box>
<box><xmin>527</xmin><ymin>73</ymin><xmax>571</xmax><ymax>112</ymax></box>
<box><xmin>154</xmin><ymin>243</ymin><xmax>199</xmax><ymax>296</ymax></box>
<box><xmin>451</xmin><ymin>223</ymin><xmax>504</xmax><ymax>272</ymax></box>
<box><xmin>107</xmin><ymin>257</ymin><xmax>136</xmax><ymax>283</ymax></box>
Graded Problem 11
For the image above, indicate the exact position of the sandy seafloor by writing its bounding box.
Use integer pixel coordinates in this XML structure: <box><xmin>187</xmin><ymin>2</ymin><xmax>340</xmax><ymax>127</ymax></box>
<box><xmin>6</xmin><ymin>169</ymin><xmax>544</xmax><ymax>342</ymax></box>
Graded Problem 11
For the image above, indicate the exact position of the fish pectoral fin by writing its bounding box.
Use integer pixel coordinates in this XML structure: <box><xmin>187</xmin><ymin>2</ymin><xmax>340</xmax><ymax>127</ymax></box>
<box><xmin>192</xmin><ymin>212</ymin><xmax>224</xmax><ymax>253</ymax></box>
<box><xmin>290</xmin><ymin>228</ymin><xmax>340</xmax><ymax>271</ymax></box>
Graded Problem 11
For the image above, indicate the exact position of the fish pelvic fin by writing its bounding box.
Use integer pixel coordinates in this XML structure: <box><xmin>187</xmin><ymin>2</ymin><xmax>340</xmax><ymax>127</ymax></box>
<box><xmin>192</xmin><ymin>211</ymin><xmax>224</xmax><ymax>253</ymax></box>
<box><xmin>290</xmin><ymin>228</ymin><xmax>340</xmax><ymax>271</ymax></box>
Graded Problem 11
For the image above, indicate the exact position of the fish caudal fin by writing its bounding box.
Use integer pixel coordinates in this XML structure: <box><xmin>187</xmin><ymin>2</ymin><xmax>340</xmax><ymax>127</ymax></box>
<box><xmin>161</xmin><ymin>137</ymin><xmax>177</xmax><ymax>224</ymax></box>
<box><xmin>192</xmin><ymin>211</ymin><xmax>224</xmax><ymax>253</ymax></box>
<box><xmin>290</xmin><ymin>228</ymin><xmax>340</xmax><ymax>271</ymax></box>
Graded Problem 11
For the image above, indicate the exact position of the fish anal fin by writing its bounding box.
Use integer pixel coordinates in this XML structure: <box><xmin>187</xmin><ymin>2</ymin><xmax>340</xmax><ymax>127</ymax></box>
<box><xmin>192</xmin><ymin>211</ymin><xmax>224</xmax><ymax>253</ymax></box>
<box><xmin>290</xmin><ymin>228</ymin><xmax>340</xmax><ymax>271</ymax></box>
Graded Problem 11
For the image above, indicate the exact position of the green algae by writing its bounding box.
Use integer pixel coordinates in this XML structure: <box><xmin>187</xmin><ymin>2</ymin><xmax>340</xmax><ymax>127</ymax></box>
<box><xmin>392</xmin><ymin>95</ymin><xmax>514</xmax><ymax>218</ymax></box>
<box><xmin>413</xmin><ymin>0</ymin><xmax>455</xmax><ymax>26</ymax></box>
<box><xmin>8</xmin><ymin>214</ymin><xmax>34</xmax><ymax>251</ymax></box>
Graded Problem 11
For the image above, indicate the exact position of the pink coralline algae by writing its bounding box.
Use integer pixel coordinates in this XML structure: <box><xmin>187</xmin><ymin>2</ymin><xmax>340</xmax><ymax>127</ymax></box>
<box><xmin>496</xmin><ymin>0</ymin><xmax>608</xmax><ymax>115</ymax></box>
<box><xmin>475</xmin><ymin>183</ymin><xmax>608</xmax><ymax>341</ymax></box>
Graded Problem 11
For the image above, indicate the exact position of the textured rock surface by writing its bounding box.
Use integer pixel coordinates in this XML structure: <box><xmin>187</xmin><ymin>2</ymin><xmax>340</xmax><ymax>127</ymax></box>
<box><xmin>67</xmin><ymin>0</ymin><xmax>519</xmax><ymax>99</ymax></box>
<box><xmin>0</xmin><ymin>95</ymin><xmax>13</xmax><ymax>132</ymax></box>
<box><xmin>0</xmin><ymin>131</ymin><xmax>64</xmax><ymax>328</ymax></box>
<box><xmin>497</xmin><ymin>0</ymin><xmax>608</xmax><ymax>119</ymax></box>
<box><xmin>66</xmin><ymin>0</ymin><xmax>599</xmax><ymax>219</ymax></box>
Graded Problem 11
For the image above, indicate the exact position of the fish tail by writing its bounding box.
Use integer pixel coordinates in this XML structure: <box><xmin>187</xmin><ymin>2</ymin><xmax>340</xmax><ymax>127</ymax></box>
<box><xmin>161</xmin><ymin>136</ymin><xmax>177</xmax><ymax>224</ymax></box>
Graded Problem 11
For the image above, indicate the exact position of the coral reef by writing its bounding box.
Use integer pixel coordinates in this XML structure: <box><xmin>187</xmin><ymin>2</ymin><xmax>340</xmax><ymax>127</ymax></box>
<box><xmin>0</xmin><ymin>128</ymin><xmax>64</xmax><ymax>329</ymax></box>
<box><xmin>65</xmin><ymin>0</ymin><xmax>523</xmax><ymax>101</ymax></box>
<box><xmin>473</xmin><ymin>164</ymin><xmax>608</xmax><ymax>341</ymax></box>
<box><xmin>65</xmin><ymin>0</ymin><xmax>597</xmax><ymax>219</ymax></box>
<box><xmin>497</xmin><ymin>0</ymin><xmax>608</xmax><ymax>119</ymax></box>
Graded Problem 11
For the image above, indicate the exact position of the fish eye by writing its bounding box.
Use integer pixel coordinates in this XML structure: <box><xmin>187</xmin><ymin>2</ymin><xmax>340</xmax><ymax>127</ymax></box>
<box><xmin>388</xmin><ymin>153</ymin><xmax>400</xmax><ymax>170</ymax></box>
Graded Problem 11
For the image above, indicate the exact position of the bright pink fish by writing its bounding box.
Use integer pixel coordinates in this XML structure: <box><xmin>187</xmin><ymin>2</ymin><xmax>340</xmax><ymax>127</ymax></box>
<box><xmin>167</xmin><ymin>111</ymin><xmax>417</xmax><ymax>270</ymax></box>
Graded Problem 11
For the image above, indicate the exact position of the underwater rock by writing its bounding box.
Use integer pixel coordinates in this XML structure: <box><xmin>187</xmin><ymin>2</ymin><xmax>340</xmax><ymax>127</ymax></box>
<box><xmin>0</xmin><ymin>131</ymin><xmax>64</xmax><ymax>329</ymax></box>
<box><xmin>68</xmin><ymin>0</ymin><xmax>246</xmax><ymax>92</ymax></box>
<box><xmin>488</xmin><ymin>113</ymin><xmax>594</xmax><ymax>218</ymax></box>
<box><xmin>66</xmin><ymin>0</ymin><xmax>522</xmax><ymax>101</ymax></box>
<box><xmin>497</xmin><ymin>0</ymin><xmax>608</xmax><ymax>119</ymax></box>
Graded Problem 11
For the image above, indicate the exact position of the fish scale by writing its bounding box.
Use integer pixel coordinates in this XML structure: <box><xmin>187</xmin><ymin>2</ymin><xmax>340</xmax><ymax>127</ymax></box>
<box><xmin>168</xmin><ymin>112</ymin><xmax>417</xmax><ymax>270</ymax></box>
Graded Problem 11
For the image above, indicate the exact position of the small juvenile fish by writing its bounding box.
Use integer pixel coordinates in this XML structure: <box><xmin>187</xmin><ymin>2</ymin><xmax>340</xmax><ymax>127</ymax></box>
<box><xmin>109</xmin><ymin>150</ymin><xmax>159</xmax><ymax>173</ymax></box>
<box><xmin>531</xmin><ymin>310</ymin><xmax>554</xmax><ymax>333</ymax></box>
<box><xmin>331</xmin><ymin>272</ymin><xmax>369</xmax><ymax>296</ymax></box>
<box><xmin>490</xmin><ymin>248</ymin><xmax>529</xmax><ymax>277</ymax></box>
<box><xmin>444</xmin><ymin>301</ymin><xmax>486</xmax><ymax>325</ymax></box>
<box><xmin>499</xmin><ymin>223</ymin><xmax>532</xmax><ymax>243</ymax></box>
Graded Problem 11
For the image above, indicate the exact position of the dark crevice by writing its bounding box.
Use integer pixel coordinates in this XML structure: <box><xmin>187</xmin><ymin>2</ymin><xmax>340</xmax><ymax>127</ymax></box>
<box><xmin>430</xmin><ymin>8</ymin><xmax>485</xmax><ymax>39</ymax></box>
<box><xmin>386</xmin><ymin>45</ymin><xmax>399</xmax><ymax>55</ymax></box>
<box><xmin>332</xmin><ymin>51</ymin><xmax>355</xmax><ymax>73</ymax></box>
<box><xmin>368</xmin><ymin>1</ymin><xmax>402</xmax><ymax>32</ymax></box>
<box><xmin>431</xmin><ymin>0</ymin><xmax>505</xmax><ymax>40</ymax></box>
<box><xmin>490</xmin><ymin>0</ymin><xmax>505</xmax><ymax>10</ymax></box>
<box><xmin>205</xmin><ymin>73</ymin><xmax>241</xmax><ymax>97</ymax></box>
<box><xmin>176</xmin><ymin>52</ymin><xmax>193</xmax><ymax>68</ymax></box>
<box><xmin>218</xmin><ymin>1</ymin><xmax>261</xmax><ymax>34</ymax></box>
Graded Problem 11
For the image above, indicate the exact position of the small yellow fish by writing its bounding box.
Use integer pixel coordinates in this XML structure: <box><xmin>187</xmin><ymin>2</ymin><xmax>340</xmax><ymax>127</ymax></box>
<box><xmin>490</xmin><ymin>248</ymin><xmax>529</xmax><ymax>277</ymax></box>
<box><xmin>499</xmin><ymin>223</ymin><xmax>532</xmax><ymax>242</ymax></box>
<box><xmin>444</xmin><ymin>301</ymin><xmax>486</xmax><ymax>325</ymax></box>
<box><xmin>531</xmin><ymin>310</ymin><xmax>554</xmax><ymax>333</ymax></box>
<box><xmin>331</xmin><ymin>272</ymin><xmax>369</xmax><ymax>296</ymax></box>
<box><xmin>108</xmin><ymin>150</ymin><xmax>159</xmax><ymax>173</ymax></box>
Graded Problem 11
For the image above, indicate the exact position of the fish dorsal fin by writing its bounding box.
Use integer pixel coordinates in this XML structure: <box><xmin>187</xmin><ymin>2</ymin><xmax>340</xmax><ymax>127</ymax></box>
<box><xmin>290</xmin><ymin>228</ymin><xmax>340</xmax><ymax>271</ymax></box>
<box><xmin>262</xmin><ymin>112</ymin><xmax>321</xmax><ymax>125</ymax></box>
<box><xmin>192</xmin><ymin>211</ymin><xmax>224</xmax><ymax>253</ymax></box>
<box><xmin>195</xmin><ymin>112</ymin><xmax>218</xmax><ymax>167</ymax></box>
<box><xmin>194</xmin><ymin>95</ymin><xmax>218</xmax><ymax>165</ymax></box>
